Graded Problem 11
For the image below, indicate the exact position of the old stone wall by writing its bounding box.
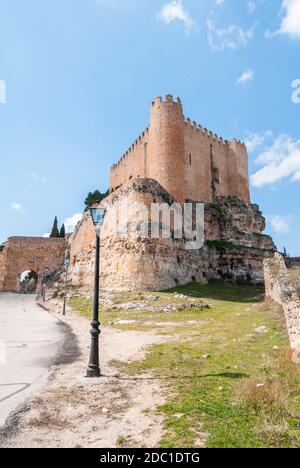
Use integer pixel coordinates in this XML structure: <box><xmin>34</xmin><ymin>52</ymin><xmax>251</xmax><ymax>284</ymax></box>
<box><xmin>285</xmin><ymin>257</ymin><xmax>300</xmax><ymax>269</ymax></box>
<box><xmin>264</xmin><ymin>253</ymin><xmax>300</xmax><ymax>359</ymax></box>
<box><xmin>0</xmin><ymin>237</ymin><xmax>66</xmax><ymax>292</ymax></box>
<box><xmin>67</xmin><ymin>178</ymin><xmax>274</xmax><ymax>292</ymax></box>
<box><xmin>110</xmin><ymin>95</ymin><xmax>250</xmax><ymax>205</ymax></box>
<box><xmin>0</xmin><ymin>247</ymin><xmax>6</xmax><ymax>291</ymax></box>
<box><xmin>110</xmin><ymin>128</ymin><xmax>149</xmax><ymax>193</ymax></box>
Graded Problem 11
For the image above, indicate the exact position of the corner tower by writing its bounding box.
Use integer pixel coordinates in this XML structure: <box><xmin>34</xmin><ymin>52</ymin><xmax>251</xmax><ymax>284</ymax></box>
<box><xmin>147</xmin><ymin>95</ymin><xmax>186</xmax><ymax>204</ymax></box>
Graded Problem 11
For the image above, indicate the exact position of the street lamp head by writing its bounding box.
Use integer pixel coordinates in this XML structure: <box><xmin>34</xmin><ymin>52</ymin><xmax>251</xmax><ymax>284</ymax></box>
<box><xmin>90</xmin><ymin>205</ymin><xmax>106</xmax><ymax>227</ymax></box>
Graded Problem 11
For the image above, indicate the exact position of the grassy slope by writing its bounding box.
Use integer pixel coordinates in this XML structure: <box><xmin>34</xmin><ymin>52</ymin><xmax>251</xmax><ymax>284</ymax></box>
<box><xmin>70</xmin><ymin>282</ymin><xmax>300</xmax><ymax>448</ymax></box>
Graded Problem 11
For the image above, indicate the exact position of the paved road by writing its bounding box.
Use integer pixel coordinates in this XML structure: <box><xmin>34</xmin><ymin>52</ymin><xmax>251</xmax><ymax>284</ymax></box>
<box><xmin>0</xmin><ymin>293</ymin><xmax>64</xmax><ymax>429</ymax></box>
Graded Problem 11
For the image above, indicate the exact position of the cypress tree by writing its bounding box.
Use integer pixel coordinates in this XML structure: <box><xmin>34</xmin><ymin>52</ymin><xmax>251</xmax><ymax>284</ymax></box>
<box><xmin>60</xmin><ymin>223</ymin><xmax>66</xmax><ymax>238</ymax></box>
<box><xmin>50</xmin><ymin>216</ymin><xmax>60</xmax><ymax>238</ymax></box>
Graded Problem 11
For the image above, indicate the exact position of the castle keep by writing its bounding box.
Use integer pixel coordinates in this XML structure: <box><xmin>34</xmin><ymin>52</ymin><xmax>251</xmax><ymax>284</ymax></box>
<box><xmin>110</xmin><ymin>95</ymin><xmax>250</xmax><ymax>205</ymax></box>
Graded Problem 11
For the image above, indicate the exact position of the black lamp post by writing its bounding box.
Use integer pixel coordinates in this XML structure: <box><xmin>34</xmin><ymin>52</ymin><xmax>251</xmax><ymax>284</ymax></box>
<box><xmin>86</xmin><ymin>205</ymin><xmax>106</xmax><ymax>378</ymax></box>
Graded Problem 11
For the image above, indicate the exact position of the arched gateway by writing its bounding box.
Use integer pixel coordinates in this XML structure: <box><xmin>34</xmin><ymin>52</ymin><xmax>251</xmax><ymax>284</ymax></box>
<box><xmin>0</xmin><ymin>237</ymin><xmax>66</xmax><ymax>293</ymax></box>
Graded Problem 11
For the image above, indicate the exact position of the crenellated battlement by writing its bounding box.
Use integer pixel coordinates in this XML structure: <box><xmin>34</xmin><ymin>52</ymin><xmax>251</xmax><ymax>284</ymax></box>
<box><xmin>183</xmin><ymin>115</ymin><xmax>246</xmax><ymax>148</ymax></box>
<box><xmin>112</xmin><ymin>127</ymin><xmax>149</xmax><ymax>169</ymax></box>
<box><xmin>110</xmin><ymin>95</ymin><xmax>250</xmax><ymax>205</ymax></box>
<box><xmin>151</xmin><ymin>94</ymin><xmax>182</xmax><ymax>107</ymax></box>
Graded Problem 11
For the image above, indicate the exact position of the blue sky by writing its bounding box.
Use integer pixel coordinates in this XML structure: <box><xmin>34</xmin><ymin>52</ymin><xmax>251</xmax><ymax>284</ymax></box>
<box><xmin>0</xmin><ymin>0</ymin><xmax>299</xmax><ymax>254</ymax></box>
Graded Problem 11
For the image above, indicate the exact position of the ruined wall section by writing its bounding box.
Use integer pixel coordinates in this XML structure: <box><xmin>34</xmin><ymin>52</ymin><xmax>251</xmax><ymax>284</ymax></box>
<box><xmin>285</xmin><ymin>257</ymin><xmax>300</xmax><ymax>269</ymax></box>
<box><xmin>68</xmin><ymin>213</ymin><xmax>96</xmax><ymax>290</ymax></box>
<box><xmin>264</xmin><ymin>253</ymin><xmax>300</xmax><ymax>361</ymax></box>
<box><xmin>0</xmin><ymin>246</ymin><xmax>7</xmax><ymax>291</ymax></box>
<box><xmin>0</xmin><ymin>237</ymin><xmax>66</xmax><ymax>292</ymax></box>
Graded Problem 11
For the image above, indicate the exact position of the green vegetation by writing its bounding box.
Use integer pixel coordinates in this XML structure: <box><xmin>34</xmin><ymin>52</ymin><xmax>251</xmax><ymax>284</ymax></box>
<box><xmin>209</xmin><ymin>203</ymin><xmax>229</xmax><ymax>225</ymax></box>
<box><xmin>205</xmin><ymin>240</ymin><xmax>242</xmax><ymax>252</ymax></box>
<box><xmin>50</xmin><ymin>216</ymin><xmax>66</xmax><ymax>238</ymax></box>
<box><xmin>59</xmin><ymin>223</ymin><xmax>66</xmax><ymax>238</ymax></box>
<box><xmin>69</xmin><ymin>290</ymin><xmax>210</xmax><ymax>333</ymax></box>
<box><xmin>84</xmin><ymin>189</ymin><xmax>109</xmax><ymax>212</ymax></box>
<box><xmin>50</xmin><ymin>216</ymin><xmax>60</xmax><ymax>238</ymax></box>
<box><xmin>70</xmin><ymin>281</ymin><xmax>300</xmax><ymax>448</ymax></box>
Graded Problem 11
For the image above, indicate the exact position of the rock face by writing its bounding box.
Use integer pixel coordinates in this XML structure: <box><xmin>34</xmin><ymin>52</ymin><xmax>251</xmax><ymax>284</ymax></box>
<box><xmin>264</xmin><ymin>253</ymin><xmax>300</xmax><ymax>361</ymax></box>
<box><xmin>67</xmin><ymin>178</ymin><xmax>275</xmax><ymax>291</ymax></box>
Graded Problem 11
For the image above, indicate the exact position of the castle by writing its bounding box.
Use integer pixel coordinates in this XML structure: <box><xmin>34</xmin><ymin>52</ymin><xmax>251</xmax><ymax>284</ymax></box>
<box><xmin>110</xmin><ymin>95</ymin><xmax>250</xmax><ymax>205</ymax></box>
<box><xmin>0</xmin><ymin>96</ymin><xmax>276</xmax><ymax>293</ymax></box>
<box><xmin>65</xmin><ymin>96</ymin><xmax>275</xmax><ymax>291</ymax></box>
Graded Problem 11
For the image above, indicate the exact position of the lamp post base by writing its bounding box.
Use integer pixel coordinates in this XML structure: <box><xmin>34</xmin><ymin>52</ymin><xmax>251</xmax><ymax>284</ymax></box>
<box><xmin>86</xmin><ymin>366</ymin><xmax>101</xmax><ymax>378</ymax></box>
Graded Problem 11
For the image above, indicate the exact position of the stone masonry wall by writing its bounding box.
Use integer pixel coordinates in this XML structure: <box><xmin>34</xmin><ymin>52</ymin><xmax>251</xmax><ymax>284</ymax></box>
<box><xmin>0</xmin><ymin>237</ymin><xmax>66</xmax><ymax>292</ymax></box>
<box><xmin>0</xmin><ymin>247</ymin><xmax>6</xmax><ymax>291</ymax></box>
<box><xmin>285</xmin><ymin>257</ymin><xmax>300</xmax><ymax>269</ymax></box>
<box><xmin>264</xmin><ymin>253</ymin><xmax>300</xmax><ymax>361</ymax></box>
<box><xmin>67</xmin><ymin>178</ymin><xmax>274</xmax><ymax>292</ymax></box>
<box><xmin>110</xmin><ymin>95</ymin><xmax>250</xmax><ymax>205</ymax></box>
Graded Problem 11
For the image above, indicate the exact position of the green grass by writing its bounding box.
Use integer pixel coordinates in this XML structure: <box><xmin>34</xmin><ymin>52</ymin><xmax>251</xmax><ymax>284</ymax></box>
<box><xmin>69</xmin><ymin>289</ymin><xmax>211</xmax><ymax>332</ymax></box>
<box><xmin>69</xmin><ymin>281</ymin><xmax>300</xmax><ymax>448</ymax></box>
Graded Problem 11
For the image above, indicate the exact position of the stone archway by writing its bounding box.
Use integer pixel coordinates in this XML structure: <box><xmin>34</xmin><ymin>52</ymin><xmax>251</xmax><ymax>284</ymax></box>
<box><xmin>0</xmin><ymin>237</ymin><xmax>66</xmax><ymax>293</ymax></box>
<box><xmin>19</xmin><ymin>270</ymin><xmax>39</xmax><ymax>294</ymax></box>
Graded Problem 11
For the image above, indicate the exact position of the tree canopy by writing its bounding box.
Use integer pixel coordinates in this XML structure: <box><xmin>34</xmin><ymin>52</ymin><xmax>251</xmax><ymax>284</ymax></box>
<box><xmin>50</xmin><ymin>217</ymin><xmax>66</xmax><ymax>238</ymax></box>
<box><xmin>50</xmin><ymin>216</ymin><xmax>60</xmax><ymax>238</ymax></box>
<box><xmin>84</xmin><ymin>189</ymin><xmax>109</xmax><ymax>212</ymax></box>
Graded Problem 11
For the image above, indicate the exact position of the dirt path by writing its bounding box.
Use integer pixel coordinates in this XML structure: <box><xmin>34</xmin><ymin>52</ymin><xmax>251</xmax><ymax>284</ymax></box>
<box><xmin>0</xmin><ymin>300</ymin><xmax>166</xmax><ymax>448</ymax></box>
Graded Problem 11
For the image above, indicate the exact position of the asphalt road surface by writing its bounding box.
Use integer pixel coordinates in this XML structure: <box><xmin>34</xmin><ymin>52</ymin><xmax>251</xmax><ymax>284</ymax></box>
<box><xmin>0</xmin><ymin>293</ymin><xmax>65</xmax><ymax>430</ymax></box>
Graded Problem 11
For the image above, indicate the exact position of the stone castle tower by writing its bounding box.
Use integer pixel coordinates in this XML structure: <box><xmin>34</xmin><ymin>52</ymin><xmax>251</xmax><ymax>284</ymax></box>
<box><xmin>110</xmin><ymin>95</ymin><xmax>250</xmax><ymax>205</ymax></box>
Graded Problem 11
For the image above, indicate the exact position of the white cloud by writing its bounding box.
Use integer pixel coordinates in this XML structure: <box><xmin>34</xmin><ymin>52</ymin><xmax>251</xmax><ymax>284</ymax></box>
<box><xmin>64</xmin><ymin>213</ymin><xmax>83</xmax><ymax>234</ymax></box>
<box><xmin>279</xmin><ymin>0</ymin><xmax>300</xmax><ymax>38</ymax></box>
<box><xmin>237</xmin><ymin>69</ymin><xmax>255</xmax><ymax>84</ymax></box>
<box><xmin>244</xmin><ymin>130</ymin><xmax>272</xmax><ymax>153</ymax></box>
<box><xmin>248</xmin><ymin>1</ymin><xmax>257</xmax><ymax>14</ymax></box>
<box><xmin>31</xmin><ymin>173</ymin><xmax>47</xmax><ymax>184</ymax></box>
<box><xmin>43</xmin><ymin>233</ymin><xmax>50</xmax><ymax>238</ymax></box>
<box><xmin>158</xmin><ymin>1</ymin><xmax>195</xmax><ymax>33</ymax></box>
<box><xmin>248</xmin><ymin>1</ymin><xmax>265</xmax><ymax>15</ymax></box>
<box><xmin>207</xmin><ymin>19</ymin><xmax>255</xmax><ymax>51</ymax></box>
<box><xmin>267</xmin><ymin>215</ymin><xmax>292</xmax><ymax>235</ymax></box>
<box><xmin>11</xmin><ymin>202</ymin><xmax>23</xmax><ymax>212</ymax></box>
<box><xmin>251</xmin><ymin>134</ymin><xmax>300</xmax><ymax>187</ymax></box>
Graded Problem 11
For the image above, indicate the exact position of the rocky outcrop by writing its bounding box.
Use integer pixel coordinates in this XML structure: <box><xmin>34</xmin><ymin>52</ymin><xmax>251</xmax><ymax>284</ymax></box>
<box><xmin>67</xmin><ymin>178</ymin><xmax>275</xmax><ymax>291</ymax></box>
<box><xmin>264</xmin><ymin>253</ymin><xmax>300</xmax><ymax>362</ymax></box>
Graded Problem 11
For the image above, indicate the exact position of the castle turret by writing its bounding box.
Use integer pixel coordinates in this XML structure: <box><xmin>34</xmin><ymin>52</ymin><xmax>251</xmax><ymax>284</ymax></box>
<box><xmin>147</xmin><ymin>95</ymin><xmax>186</xmax><ymax>204</ymax></box>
